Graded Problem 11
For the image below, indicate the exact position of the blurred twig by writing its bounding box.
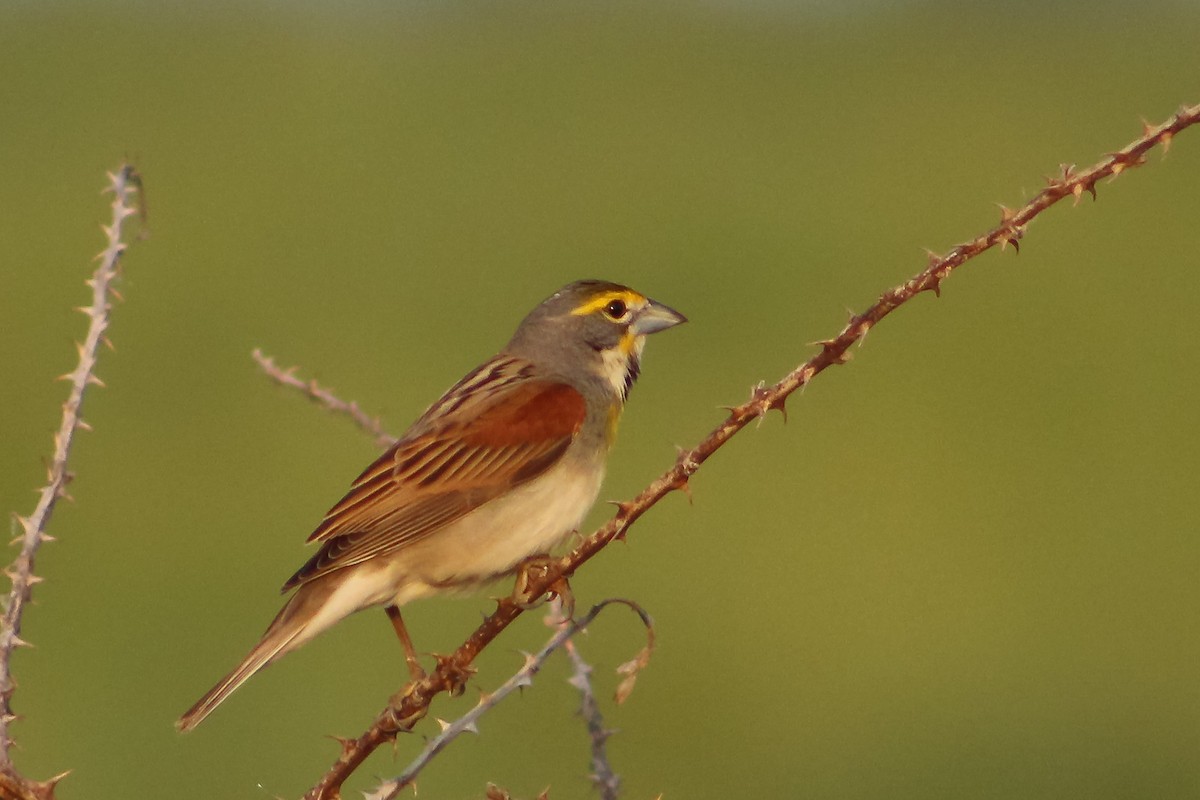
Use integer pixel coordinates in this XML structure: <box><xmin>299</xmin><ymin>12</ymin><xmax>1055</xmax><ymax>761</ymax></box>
<box><xmin>298</xmin><ymin>102</ymin><xmax>1199</xmax><ymax>799</ymax></box>
<box><xmin>252</xmin><ymin>349</ymin><xmax>397</xmax><ymax>450</ymax></box>
<box><xmin>564</xmin><ymin>634</ymin><xmax>620</xmax><ymax>800</ymax></box>
<box><xmin>364</xmin><ymin>599</ymin><xmax>652</xmax><ymax>800</ymax></box>
<box><xmin>0</xmin><ymin>165</ymin><xmax>142</xmax><ymax>798</ymax></box>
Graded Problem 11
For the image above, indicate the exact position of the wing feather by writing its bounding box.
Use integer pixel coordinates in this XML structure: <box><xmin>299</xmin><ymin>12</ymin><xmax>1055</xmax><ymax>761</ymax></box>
<box><xmin>283</xmin><ymin>358</ymin><xmax>586</xmax><ymax>591</ymax></box>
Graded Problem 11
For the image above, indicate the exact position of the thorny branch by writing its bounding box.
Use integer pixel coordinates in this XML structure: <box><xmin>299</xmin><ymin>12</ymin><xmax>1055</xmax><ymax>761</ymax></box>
<box><xmin>252</xmin><ymin>349</ymin><xmax>397</xmax><ymax>450</ymax></box>
<box><xmin>0</xmin><ymin>165</ymin><xmax>142</xmax><ymax>797</ymax></box>
<box><xmin>564</xmin><ymin>636</ymin><xmax>620</xmax><ymax>800</ymax></box>
<box><xmin>364</xmin><ymin>599</ymin><xmax>653</xmax><ymax>800</ymax></box>
<box><xmin>286</xmin><ymin>104</ymin><xmax>1199</xmax><ymax>799</ymax></box>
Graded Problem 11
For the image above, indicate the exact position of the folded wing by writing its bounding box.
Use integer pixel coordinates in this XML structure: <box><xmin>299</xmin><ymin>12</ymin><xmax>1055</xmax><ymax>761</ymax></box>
<box><xmin>283</xmin><ymin>359</ymin><xmax>586</xmax><ymax>590</ymax></box>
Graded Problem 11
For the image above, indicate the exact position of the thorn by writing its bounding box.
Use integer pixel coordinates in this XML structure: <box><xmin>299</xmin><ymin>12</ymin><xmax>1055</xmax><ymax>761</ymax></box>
<box><xmin>86</xmin><ymin>374</ymin><xmax>106</xmax><ymax>388</ymax></box>
<box><xmin>749</xmin><ymin>384</ymin><xmax>787</xmax><ymax>424</ymax></box>
<box><xmin>998</xmin><ymin>222</ymin><xmax>1026</xmax><ymax>253</ymax></box>
<box><xmin>461</xmin><ymin>719</ymin><xmax>480</xmax><ymax>735</ymax></box>
<box><xmin>605</xmin><ymin>500</ymin><xmax>636</xmax><ymax>519</ymax></box>
<box><xmin>435</xmin><ymin>718</ymin><xmax>451</xmax><ymax>732</ymax></box>
<box><xmin>1160</xmin><ymin>130</ymin><xmax>1173</xmax><ymax>156</ymax></box>
<box><xmin>1071</xmin><ymin>179</ymin><xmax>1097</xmax><ymax>205</ymax></box>
<box><xmin>996</xmin><ymin>203</ymin><xmax>1016</xmax><ymax>224</ymax></box>
<box><xmin>327</xmin><ymin>734</ymin><xmax>355</xmax><ymax>756</ymax></box>
<box><xmin>1107</xmin><ymin>150</ymin><xmax>1147</xmax><ymax>175</ymax></box>
<box><xmin>32</xmin><ymin>768</ymin><xmax>71</xmax><ymax>799</ymax></box>
<box><xmin>77</xmin><ymin>419</ymin><xmax>93</xmax><ymax>433</ymax></box>
<box><xmin>922</xmin><ymin>248</ymin><xmax>944</xmax><ymax>269</ymax></box>
<box><xmin>10</xmin><ymin>635</ymin><xmax>32</xmax><ymax>649</ymax></box>
<box><xmin>672</xmin><ymin>476</ymin><xmax>693</xmax><ymax>503</ymax></box>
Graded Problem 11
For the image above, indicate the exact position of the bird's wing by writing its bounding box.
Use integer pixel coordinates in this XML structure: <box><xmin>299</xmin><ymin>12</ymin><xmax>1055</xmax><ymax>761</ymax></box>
<box><xmin>282</xmin><ymin>357</ymin><xmax>586</xmax><ymax>590</ymax></box>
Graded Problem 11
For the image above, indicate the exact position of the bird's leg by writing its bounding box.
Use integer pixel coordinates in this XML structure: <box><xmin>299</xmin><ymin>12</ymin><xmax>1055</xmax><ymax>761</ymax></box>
<box><xmin>384</xmin><ymin>604</ymin><xmax>426</xmax><ymax>682</ymax></box>
<box><xmin>513</xmin><ymin>554</ymin><xmax>575</xmax><ymax>621</ymax></box>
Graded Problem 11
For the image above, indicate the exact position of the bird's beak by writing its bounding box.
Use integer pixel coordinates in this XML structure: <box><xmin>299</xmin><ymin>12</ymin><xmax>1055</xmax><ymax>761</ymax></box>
<box><xmin>631</xmin><ymin>299</ymin><xmax>688</xmax><ymax>336</ymax></box>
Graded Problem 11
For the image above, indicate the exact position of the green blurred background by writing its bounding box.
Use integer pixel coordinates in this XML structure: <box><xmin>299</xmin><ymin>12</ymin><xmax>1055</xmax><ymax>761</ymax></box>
<box><xmin>1</xmin><ymin>1</ymin><xmax>1197</xmax><ymax>798</ymax></box>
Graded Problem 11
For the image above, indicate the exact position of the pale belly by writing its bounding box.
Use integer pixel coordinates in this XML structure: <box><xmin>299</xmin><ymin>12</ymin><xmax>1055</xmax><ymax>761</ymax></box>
<box><xmin>279</xmin><ymin>453</ymin><xmax>605</xmax><ymax>649</ymax></box>
<box><xmin>387</xmin><ymin>454</ymin><xmax>604</xmax><ymax>604</ymax></box>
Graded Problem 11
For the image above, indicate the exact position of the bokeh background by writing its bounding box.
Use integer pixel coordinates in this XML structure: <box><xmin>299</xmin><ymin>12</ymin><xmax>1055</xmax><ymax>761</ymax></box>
<box><xmin>1</xmin><ymin>2</ymin><xmax>1198</xmax><ymax>798</ymax></box>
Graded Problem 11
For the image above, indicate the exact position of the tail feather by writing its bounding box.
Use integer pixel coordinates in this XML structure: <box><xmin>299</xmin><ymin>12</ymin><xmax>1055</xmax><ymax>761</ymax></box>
<box><xmin>176</xmin><ymin>609</ymin><xmax>307</xmax><ymax>732</ymax></box>
<box><xmin>177</xmin><ymin>568</ymin><xmax>389</xmax><ymax>732</ymax></box>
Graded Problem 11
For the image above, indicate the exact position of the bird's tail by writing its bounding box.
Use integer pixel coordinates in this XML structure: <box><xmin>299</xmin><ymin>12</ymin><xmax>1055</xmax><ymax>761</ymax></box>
<box><xmin>176</xmin><ymin>598</ymin><xmax>308</xmax><ymax>732</ymax></box>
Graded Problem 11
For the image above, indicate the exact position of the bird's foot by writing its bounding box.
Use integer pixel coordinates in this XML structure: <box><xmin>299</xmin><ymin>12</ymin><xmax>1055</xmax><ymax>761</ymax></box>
<box><xmin>512</xmin><ymin>555</ymin><xmax>574</xmax><ymax>621</ymax></box>
<box><xmin>385</xmin><ymin>685</ymin><xmax>429</xmax><ymax>732</ymax></box>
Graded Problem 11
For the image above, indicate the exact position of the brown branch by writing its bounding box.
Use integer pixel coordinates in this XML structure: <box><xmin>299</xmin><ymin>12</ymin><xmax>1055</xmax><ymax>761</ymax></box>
<box><xmin>364</xmin><ymin>599</ymin><xmax>651</xmax><ymax>800</ymax></box>
<box><xmin>302</xmin><ymin>103</ymin><xmax>1199</xmax><ymax>799</ymax></box>
<box><xmin>251</xmin><ymin>349</ymin><xmax>397</xmax><ymax>449</ymax></box>
<box><xmin>0</xmin><ymin>165</ymin><xmax>142</xmax><ymax>797</ymax></box>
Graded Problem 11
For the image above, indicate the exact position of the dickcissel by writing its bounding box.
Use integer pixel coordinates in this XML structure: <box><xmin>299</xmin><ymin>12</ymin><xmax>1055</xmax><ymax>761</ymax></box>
<box><xmin>177</xmin><ymin>280</ymin><xmax>685</xmax><ymax>731</ymax></box>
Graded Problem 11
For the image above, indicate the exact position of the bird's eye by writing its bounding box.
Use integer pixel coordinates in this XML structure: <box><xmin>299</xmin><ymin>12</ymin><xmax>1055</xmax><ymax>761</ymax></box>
<box><xmin>603</xmin><ymin>299</ymin><xmax>628</xmax><ymax>320</ymax></box>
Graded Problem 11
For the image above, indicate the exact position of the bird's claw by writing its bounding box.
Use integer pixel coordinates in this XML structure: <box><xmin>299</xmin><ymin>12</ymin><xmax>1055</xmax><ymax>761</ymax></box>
<box><xmin>512</xmin><ymin>555</ymin><xmax>574</xmax><ymax>620</ymax></box>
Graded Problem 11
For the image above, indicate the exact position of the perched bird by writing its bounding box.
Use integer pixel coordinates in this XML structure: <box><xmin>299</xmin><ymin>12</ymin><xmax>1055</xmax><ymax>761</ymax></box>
<box><xmin>177</xmin><ymin>280</ymin><xmax>686</xmax><ymax>731</ymax></box>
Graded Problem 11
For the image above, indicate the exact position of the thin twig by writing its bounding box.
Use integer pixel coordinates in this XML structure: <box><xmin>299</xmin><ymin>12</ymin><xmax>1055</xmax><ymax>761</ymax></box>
<box><xmin>564</xmin><ymin>638</ymin><xmax>620</xmax><ymax>800</ymax></box>
<box><xmin>0</xmin><ymin>165</ymin><xmax>141</xmax><ymax>791</ymax></box>
<box><xmin>364</xmin><ymin>599</ymin><xmax>652</xmax><ymax>800</ymax></box>
<box><xmin>291</xmin><ymin>104</ymin><xmax>1199</xmax><ymax>799</ymax></box>
<box><xmin>251</xmin><ymin>349</ymin><xmax>397</xmax><ymax>450</ymax></box>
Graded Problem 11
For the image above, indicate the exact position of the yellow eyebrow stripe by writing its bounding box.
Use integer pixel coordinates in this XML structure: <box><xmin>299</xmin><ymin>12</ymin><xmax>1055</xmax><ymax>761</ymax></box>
<box><xmin>570</xmin><ymin>290</ymin><xmax>646</xmax><ymax>316</ymax></box>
